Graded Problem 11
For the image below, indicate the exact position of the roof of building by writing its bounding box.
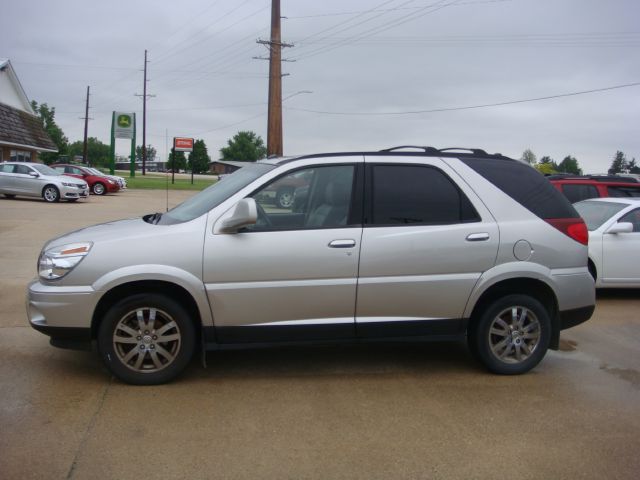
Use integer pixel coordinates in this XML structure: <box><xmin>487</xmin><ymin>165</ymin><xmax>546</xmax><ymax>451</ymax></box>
<box><xmin>0</xmin><ymin>59</ymin><xmax>35</xmax><ymax>114</ymax></box>
<box><xmin>0</xmin><ymin>102</ymin><xmax>58</xmax><ymax>152</ymax></box>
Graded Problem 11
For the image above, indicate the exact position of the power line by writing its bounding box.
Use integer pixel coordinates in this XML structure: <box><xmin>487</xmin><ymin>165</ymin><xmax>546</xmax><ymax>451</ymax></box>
<box><xmin>283</xmin><ymin>81</ymin><xmax>640</xmax><ymax>116</ymax></box>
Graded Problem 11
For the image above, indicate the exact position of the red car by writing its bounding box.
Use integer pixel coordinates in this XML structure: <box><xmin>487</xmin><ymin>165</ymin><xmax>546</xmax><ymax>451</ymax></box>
<box><xmin>548</xmin><ymin>175</ymin><xmax>640</xmax><ymax>203</ymax></box>
<box><xmin>51</xmin><ymin>164</ymin><xmax>120</xmax><ymax>195</ymax></box>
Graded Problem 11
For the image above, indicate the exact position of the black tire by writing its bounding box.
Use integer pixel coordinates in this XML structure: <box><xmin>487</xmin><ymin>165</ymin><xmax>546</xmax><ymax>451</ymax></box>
<box><xmin>42</xmin><ymin>185</ymin><xmax>60</xmax><ymax>203</ymax></box>
<box><xmin>92</xmin><ymin>182</ymin><xmax>106</xmax><ymax>195</ymax></box>
<box><xmin>276</xmin><ymin>187</ymin><xmax>294</xmax><ymax>209</ymax></box>
<box><xmin>469</xmin><ymin>294</ymin><xmax>551</xmax><ymax>375</ymax></box>
<box><xmin>97</xmin><ymin>293</ymin><xmax>196</xmax><ymax>385</ymax></box>
<box><xmin>4</xmin><ymin>194</ymin><xmax>16</xmax><ymax>199</ymax></box>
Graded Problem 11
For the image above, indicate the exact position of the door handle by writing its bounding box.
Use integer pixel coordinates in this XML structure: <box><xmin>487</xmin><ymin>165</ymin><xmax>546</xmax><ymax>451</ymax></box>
<box><xmin>328</xmin><ymin>239</ymin><xmax>356</xmax><ymax>248</ymax></box>
<box><xmin>466</xmin><ymin>233</ymin><xmax>490</xmax><ymax>242</ymax></box>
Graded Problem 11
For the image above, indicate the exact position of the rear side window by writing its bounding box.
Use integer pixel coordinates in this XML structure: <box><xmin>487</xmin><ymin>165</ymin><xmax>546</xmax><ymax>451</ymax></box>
<box><xmin>562</xmin><ymin>184</ymin><xmax>599</xmax><ymax>203</ymax></box>
<box><xmin>369</xmin><ymin>165</ymin><xmax>479</xmax><ymax>225</ymax></box>
<box><xmin>607</xmin><ymin>186</ymin><xmax>640</xmax><ymax>198</ymax></box>
<box><xmin>460</xmin><ymin>158</ymin><xmax>578</xmax><ymax>219</ymax></box>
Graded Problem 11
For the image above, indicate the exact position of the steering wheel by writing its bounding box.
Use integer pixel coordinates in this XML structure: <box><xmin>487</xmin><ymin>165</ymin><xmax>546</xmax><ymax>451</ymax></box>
<box><xmin>254</xmin><ymin>201</ymin><xmax>273</xmax><ymax>229</ymax></box>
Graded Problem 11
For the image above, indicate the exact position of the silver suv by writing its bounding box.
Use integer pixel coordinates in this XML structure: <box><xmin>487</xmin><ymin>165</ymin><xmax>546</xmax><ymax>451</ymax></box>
<box><xmin>0</xmin><ymin>162</ymin><xmax>88</xmax><ymax>202</ymax></box>
<box><xmin>27</xmin><ymin>147</ymin><xmax>595</xmax><ymax>384</ymax></box>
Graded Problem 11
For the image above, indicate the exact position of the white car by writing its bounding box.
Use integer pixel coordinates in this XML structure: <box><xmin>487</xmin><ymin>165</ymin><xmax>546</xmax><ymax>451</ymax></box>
<box><xmin>574</xmin><ymin>198</ymin><xmax>640</xmax><ymax>287</ymax></box>
<box><xmin>0</xmin><ymin>162</ymin><xmax>89</xmax><ymax>203</ymax></box>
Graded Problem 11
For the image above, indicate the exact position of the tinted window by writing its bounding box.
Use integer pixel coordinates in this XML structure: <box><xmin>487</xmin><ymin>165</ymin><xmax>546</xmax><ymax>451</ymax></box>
<box><xmin>250</xmin><ymin>165</ymin><xmax>355</xmax><ymax>231</ymax></box>
<box><xmin>15</xmin><ymin>164</ymin><xmax>33</xmax><ymax>175</ymax></box>
<box><xmin>460</xmin><ymin>157</ymin><xmax>578</xmax><ymax>219</ymax></box>
<box><xmin>607</xmin><ymin>186</ymin><xmax>640</xmax><ymax>198</ymax></box>
<box><xmin>618</xmin><ymin>208</ymin><xmax>640</xmax><ymax>232</ymax></box>
<box><xmin>370</xmin><ymin>165</ymin><xmax>479</xmax><ymax>225</ymax></box>
<box><xmin>562</xmin><ymin>184</ymin><xmax>599</xmax><ymax>203</ymax></box>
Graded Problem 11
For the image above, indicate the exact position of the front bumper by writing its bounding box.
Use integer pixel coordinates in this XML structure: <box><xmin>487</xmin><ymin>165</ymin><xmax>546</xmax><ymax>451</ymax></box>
<box><xmin>60</xmin><ymin>184</ymin><xmax>89</xmax><ymax>199</ymax></box>
<box><xmin>27</xmin><ymin>279</ymin><xmax>96</xmax><ymax>350</ymax></box>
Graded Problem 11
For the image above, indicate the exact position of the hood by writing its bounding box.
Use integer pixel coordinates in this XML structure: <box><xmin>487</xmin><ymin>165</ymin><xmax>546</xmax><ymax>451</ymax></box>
<box><xmin>45</xmin><ymin>217</ymin><xmax>152</xmax><ymax>249</ymax></box>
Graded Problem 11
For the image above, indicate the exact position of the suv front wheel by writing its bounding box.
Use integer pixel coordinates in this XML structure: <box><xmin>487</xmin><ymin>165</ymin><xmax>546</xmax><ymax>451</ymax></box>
<box><xmin>98</xmin><ymin>294</ymin><xmax>195</xmax><ymax>385</ymax></box>
<box><xmin>470</xmin><ymin>294</ymin><xmax>551</xmax><ymax>375</ymax></box>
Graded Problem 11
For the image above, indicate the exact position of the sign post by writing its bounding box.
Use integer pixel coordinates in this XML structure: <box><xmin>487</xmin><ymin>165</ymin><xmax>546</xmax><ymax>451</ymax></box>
<box><xmin>173</xmin><ymin>137</ymin><xmax>194</xmax><ymax>184</ymax></box>
<box><xmin>110</xmin><ymin>112</ymin><xmax>136</xmax><ymax>176</ymax></box>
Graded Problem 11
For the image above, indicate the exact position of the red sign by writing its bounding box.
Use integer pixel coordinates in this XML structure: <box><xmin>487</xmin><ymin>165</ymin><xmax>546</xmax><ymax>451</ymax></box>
<box><xmin>174</xmin><ymin>137</ymin><xmax>194</xmax><ymax>152</ymax></box>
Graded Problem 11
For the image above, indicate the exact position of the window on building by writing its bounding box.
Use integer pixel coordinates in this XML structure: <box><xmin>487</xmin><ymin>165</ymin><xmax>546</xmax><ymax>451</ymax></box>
<box><xmin>9</xmin><ymin>150</ymin><xmax>32</xmax><ymax>162</ymax></box>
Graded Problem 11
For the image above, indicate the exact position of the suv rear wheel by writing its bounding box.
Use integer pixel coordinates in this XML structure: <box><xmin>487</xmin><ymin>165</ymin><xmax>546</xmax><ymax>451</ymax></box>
<box><xmin>470</xmin><ymin>294</ymin><xmax>551</xmax><ymax>375</ymax></box>
<box><xmin>97</xmin><ymin>294</ymin><xmax>195</xmax><ymax>385</ymax></box>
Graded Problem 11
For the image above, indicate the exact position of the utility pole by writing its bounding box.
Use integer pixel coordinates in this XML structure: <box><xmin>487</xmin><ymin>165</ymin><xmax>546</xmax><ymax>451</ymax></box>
<box><xmin>135</xmin><ymin>50</ymin><xmax>155</xmax><ymax>175</ymax></box>
<box><xmin>80</xmin><ymin>86</ymin><xmax>91</xmax><ymax>166</ymax></box>
<box><xmin>255</xmin><ymin>0</ymin><xmax>293</xmax><ymax>157</ymax></box>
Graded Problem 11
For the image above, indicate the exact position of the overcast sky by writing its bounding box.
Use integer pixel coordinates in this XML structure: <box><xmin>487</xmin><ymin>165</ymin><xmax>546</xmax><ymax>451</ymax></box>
<box><xmin>2</xmin><ymin>0</ymin><xmax>639</xmax><ymax>172</ymax></box>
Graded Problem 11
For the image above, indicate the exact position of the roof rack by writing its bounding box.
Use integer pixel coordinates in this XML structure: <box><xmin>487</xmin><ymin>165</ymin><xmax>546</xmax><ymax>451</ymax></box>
<box><xmin>379</xmin><ymin>146</ymin><xmax>506</xmax><ymax>158</ymax></box>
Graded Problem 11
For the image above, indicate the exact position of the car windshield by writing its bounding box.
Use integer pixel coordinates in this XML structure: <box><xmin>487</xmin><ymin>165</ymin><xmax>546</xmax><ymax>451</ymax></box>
<box><xmin>574</xmin><ymin>200</ymin><xmax>628</xmax><ymax>231</ymax></box>
<box><xmin>32</xmin><ymin>164</ymin><xmax>60</xmax><ymax>176</ymax></box>
<box><xmin>156</xmin><ymin>163</ymin><xmax>275</xmax><ymax>225</ymax></box>
<box><xmin>87</xmin><ymin>168</ymin><xmax>101</xmax><ymax>175</ymax></box>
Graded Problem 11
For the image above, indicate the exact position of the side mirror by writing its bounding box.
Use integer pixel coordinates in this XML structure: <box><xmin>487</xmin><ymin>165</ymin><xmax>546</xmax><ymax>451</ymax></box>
<box><xmin>606</xmin><ymin>222</ymin><xmax>634</xmax><ymax>234</ymax></box>
<box><xmin>219</xmin><ymin>198</ymin><xmax>258</xmax><ymax>233</ymax></box>
<box><xmin>28</xmin><ymin>171</ymin><xmax>39</xmax><ymax>178</ymax></box>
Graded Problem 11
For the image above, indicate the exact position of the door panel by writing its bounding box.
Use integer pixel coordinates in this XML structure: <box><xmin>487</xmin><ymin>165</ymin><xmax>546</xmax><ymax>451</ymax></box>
<box><xmin>203</xmin><ymin>162</ymin><xmax>363</xmax><ymax>343</ymax></box>
<box><xmin>602</xmin><ymin>209</ymin><xmax>640</xmax><ymax>283</ymax></box>
<box><xmin>356</xmin><ymin>157</ymin><xmax>499</xmax><ymax>337</ymax></box>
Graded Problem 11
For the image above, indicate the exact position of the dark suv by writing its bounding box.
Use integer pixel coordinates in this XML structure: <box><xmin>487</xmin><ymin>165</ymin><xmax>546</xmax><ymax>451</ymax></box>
<box><xmin>548</xmin><ymin>175</ymin><xmax>640</xmax><ymax>203</ymax></box>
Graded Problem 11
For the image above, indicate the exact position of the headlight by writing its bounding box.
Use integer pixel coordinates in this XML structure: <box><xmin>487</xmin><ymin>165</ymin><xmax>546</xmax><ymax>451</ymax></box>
<box><xmin>38</xmin><ymin>242</ymin><xmax>92</xmax><ymax>280</ymax></box>
<box><xmin>108</xmin><ymin>179</ymin><xmax>115</xmax><ymax>184</ymax></box>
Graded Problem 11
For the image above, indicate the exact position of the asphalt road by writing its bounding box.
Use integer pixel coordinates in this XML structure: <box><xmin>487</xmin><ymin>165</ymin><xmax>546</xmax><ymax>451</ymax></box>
<box><xmin>1</xmin><ymin>190</ymin><xmax>639</xmax><ymax>480</ymax></box>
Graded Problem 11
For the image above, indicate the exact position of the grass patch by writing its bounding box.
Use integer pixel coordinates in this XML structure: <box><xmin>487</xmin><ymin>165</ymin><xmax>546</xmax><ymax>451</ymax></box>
<box><xmin>124</xmin><ymin>175</ymin><xmax>216</xmax><ymax>191</ymax></box>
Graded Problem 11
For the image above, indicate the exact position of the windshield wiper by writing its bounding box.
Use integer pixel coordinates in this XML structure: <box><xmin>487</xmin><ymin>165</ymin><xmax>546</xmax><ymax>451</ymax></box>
<box><xmin>146</xmin><ymin>212</ymin><xmax>163</xmax><ymax>224</ymax></box>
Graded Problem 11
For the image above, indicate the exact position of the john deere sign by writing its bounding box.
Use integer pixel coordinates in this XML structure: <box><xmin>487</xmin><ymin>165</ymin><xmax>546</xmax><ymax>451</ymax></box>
<box><xmin>109</xmin><ymin>111</ymin><xmax>136</xmax><ymax>176</ymax></box>
<box><xmin>114</xmin><ymin>112</ymin><xmax>135</xmax><ymax>139</ymax></box>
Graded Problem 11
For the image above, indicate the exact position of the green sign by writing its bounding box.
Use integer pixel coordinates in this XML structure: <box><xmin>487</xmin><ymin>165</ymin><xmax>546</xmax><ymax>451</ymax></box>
<box><xmin>114</xmin><ymin>112</ymin><xmax>135</xmax><ymax>139</ymax></box>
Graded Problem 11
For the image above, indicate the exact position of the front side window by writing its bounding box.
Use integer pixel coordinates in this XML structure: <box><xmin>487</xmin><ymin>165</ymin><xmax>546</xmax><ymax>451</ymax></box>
<box><xmin>15</xmin><ymin>164</ymin><xmax>33</xmax><ymax>175</ymax></box>
<box><xmin>250</xmin><ymin>165</ymin><xmax>355</xmax><ymax>231</ymax></box>
<box><xmin>608</xmin><ymin>186</ymin><xmax>640</xmax><ymax>198</ymax></box>
<box><xmin>574</xmin><ymin>200</ymin><xmax>628</xmax><ymax>231</ymax></box>
<box><xmin>618</xmin><ymin>209</ymin><xmax>640</xmax><ymax>232</ymax></box>
<box><xmin>369</xmin><ymin>165</ymin><xmax>479</xmax><ymax>225</ymax></box>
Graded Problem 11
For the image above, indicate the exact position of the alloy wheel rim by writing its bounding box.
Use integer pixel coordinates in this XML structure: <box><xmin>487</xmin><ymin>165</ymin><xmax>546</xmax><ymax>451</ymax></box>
<box><xmin>488</xmin><ymin>306</ymin><xmax>541</xmax><ymax>364</ymax></box>
<box><xmin>94</xmin><ymin>184</ymin><xmax>105</xmax><ymax>194</ymax></box>
<box><xmin>44</xmin><ymin>188</ymin><xmax>57</xmax><ymax>201</ymax></box>
<box><xmin>113</xmin><ymin>307</ymin><xmax>181</xmax><ymax>373</ymax></box>
<box><xmin>279</xmin><ymin>192</ymin><xmax>293</xmax><ymax>208</ymax></box>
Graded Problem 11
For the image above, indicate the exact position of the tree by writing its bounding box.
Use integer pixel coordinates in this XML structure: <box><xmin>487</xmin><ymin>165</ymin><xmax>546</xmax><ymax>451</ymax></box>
<box><xmin>535</xmin><ymin>156</ymin><xmax>558</xmax><ymax>175</ymax></box>
<box><xmin>629</xmin><ymin>158</ymin><xmax>640</xmax><ymax>174</ymax></box>
<box><xmin>136</xmin><ymin>145</ymin><xmax>157</xmax><ymax>163</ymax></box>
<box><xmin>220</xmin><ymin>131</ymin><xmax>267</xmax><ymax>162</ymax></box>
<box><xmin>168</xmin><ymin>148</ymin><xmax>187</xmax><ymax>171</ymax></box>
<box><xmin>520</xmin><ymin>149</ymin><xmax>537</xmax><ymax>165</ymax></box>
<box><xmin>557</xmin><ymin>155</ymin><xmax>582</xmax><ymax>175</ymax></box>
<box><xmin>67</xmin><ymin>137</ymin><xmax>110</xmax><ymax>167</ymax></box>
<box><xmin>31</xmin><ymin>101</ymin><xmax>68</xmax><ymax>164</ymax></box>
<box><xmin>189</xmin><ymin>139</ymin><xmax>211</xmax><ymax>174</ymax></box>
<box><xmin>608</xmin><ymin>151</ymin><xmax>628</xmax><ymax>174</ymax></box>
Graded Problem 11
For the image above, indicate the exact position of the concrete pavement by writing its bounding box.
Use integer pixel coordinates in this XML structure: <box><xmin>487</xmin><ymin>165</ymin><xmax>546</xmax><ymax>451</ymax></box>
<box><xmin>1</xmin><ymin>190</ymin><xmax>639</xmax><ymax>479</ymax></box>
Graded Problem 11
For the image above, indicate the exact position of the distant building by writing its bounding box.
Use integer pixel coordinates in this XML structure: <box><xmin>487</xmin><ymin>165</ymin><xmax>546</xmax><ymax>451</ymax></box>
<box><xmin>0</xmin><ymin>59</ymin><xmax>57</xmax><ymax>162</ymax></box>
<box><xmin>209</xmin><ymin>160</ymin><xmax>248</xmax><ymax>175</ymax></box>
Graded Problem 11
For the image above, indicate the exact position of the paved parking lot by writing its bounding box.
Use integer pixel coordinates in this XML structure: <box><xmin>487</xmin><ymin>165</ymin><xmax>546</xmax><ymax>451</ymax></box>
<box><xmin>1</xmin><ymin>190</ymin><xmax>639</xmax><ymax>479</ymax></box>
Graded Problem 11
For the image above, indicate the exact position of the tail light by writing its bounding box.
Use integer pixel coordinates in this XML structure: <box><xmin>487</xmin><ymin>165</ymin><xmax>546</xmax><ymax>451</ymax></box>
<box><xmin>545</xmin><ymin>218</ymin><xmax>588</xmax><ymax>245</ymax></box>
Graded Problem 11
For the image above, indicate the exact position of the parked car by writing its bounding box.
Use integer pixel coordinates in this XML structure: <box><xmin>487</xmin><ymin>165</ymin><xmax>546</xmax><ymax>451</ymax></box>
<box><xmin>51</xmin><ymin>164</ymin><xmax>120</xmax><ymax>195</ymax></box>
<box><xmin>0</xmin><ymin>162</ymin><xmax>88</xmax><ymax>202</ymax></box>
<box><xmin>27</xmin><ymin>146</ymin><xmax>595</xmax><ymax>384</ymax></box>
<box><xmin>573</xmin><ymin>197</ymin><xmax>640</xmax><ymax>287</ymax></box>
<box><xmin>548</xmin><ymin>174</ymin><xmax>640</xmax><ymax>203</ymax></box>
<box><xmin>86</xmin><ymin>167</ymin><xmax>127</xmax><ymax>189</ymax></box>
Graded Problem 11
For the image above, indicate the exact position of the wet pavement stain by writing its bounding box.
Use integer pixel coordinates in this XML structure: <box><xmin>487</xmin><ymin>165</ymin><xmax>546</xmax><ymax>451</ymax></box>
<box><xmin>558</xmin><ymin>339</ymin><xmax>578</xmax><ymax>352</ymax></box>
<box><xmin>600</xmin><ymin>364</ymin><xmax>640</xmax><ymax>389</ymax></box>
